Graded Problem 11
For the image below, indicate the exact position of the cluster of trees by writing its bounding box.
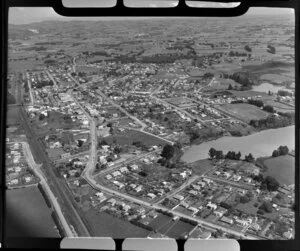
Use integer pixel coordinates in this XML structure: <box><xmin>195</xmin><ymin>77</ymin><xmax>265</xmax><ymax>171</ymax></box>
<box><xmin>278</xmin><ymin>90</ymin><xmax>293</xmax><ymax>97</ymax></box>
<box><xmin>267</xmin><ymin>45</ymin><xmax>276</xmax><ymax>54</ymax></box>
<box><xmin>228</xmin><ymin>51</ymin><xmax>249</xmax><ymax>57</ymax></box>
<box><xmin>249</xmin><ymin>114</ymin><xmax>292</xmax><ymax>129</ymax></box>
<box><xmin>208</xmin><ymin>148</ymin><xmax>224</xmax><ymax>159</ymax></box>
<box><xmin>244</xmin><ymin>45</ymin><xmax>252</xmax><ymax>52</ymax></box>
<box><xmin>252</xmin><ymin>174</ymin><xmax>280</xmax><ymax>191</ymax></box>
<box><xmin>223</xmin><ymin>72</ymin><xmax>257</xmax><ymax>91</ymax></box>
<box><xmin>33</xmin><ymin>80</ymin><xmax>54</xmax><ymax>89</ymax></box>
<box><xmin>239</xmin><ymin>191</ymin><xmax>254</xmax><ymax>204</ymax></box>
<box><xmin>44</xmin><ymin>59</ymin><xmax>57</xmax><ymax>65</ymax></box>
<box><xmin>187</xmin><ymin>126</ymin><xmax>223</xmax><ymax>143</ymax></box>
<box><xmin>225</xmin><ymin>151</ymin><xmax>242</xmax><ymax>160</ymax></box>
<box><xmin>209</xmin><ymin>148</ymin><xmax>254</xmax><ymax>162</ymax></box>
<box><xmin>263</xmin><ymin>105</ymin><xmax>275</xmax><ymax>113</ymax></box>
<box><xmin>158</xmin><ymin>142</ymin><xmax>183</xmax><ymax>168</ymax></box>
<box><xmin>258</xmin><ymin>201</ymin><xmax>273</xmax><ymax>214</ymax></box>
<box><xmin>272</xmin><ymin>145</ymin><xmax>289</xmax><ymax>157</ymax></box>
<box><xmin>248</xmin><ymin>99</ymin><xmax>264</xmax><ymax>108</ymax></box>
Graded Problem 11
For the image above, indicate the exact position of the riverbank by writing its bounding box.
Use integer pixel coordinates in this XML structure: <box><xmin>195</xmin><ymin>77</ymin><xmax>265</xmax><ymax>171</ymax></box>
<box><xmin>181</xmin><ymin>125</ymin><xmax>295</xmax><ymax>163</ymax></box>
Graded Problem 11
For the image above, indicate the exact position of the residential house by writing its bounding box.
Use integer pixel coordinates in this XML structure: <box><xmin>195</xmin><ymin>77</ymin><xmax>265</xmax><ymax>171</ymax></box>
<box><xmin>207</xmin><ymin>201</ymin><xmax>217</xmax><ymax>210</ymax></box>
<box><xmin>135</xmin><ymin>185</ymin><xmax>143</xmax><ymax>192</ymax></box>
<box><xmin>120</xmin><ymin>166</ymin><xmax>129</xmax><ymax>173</ymax></box>
<box><xmin>130</xmin><ymin>164</ymin><xmax>139</xmax><ymax>171</ymax></box>
<box><xmin>232</xmin><ymin>175</ymin><xmax>241</xmax><ymax>182</ymax></box>
<box><xmin>213</xmin><ymin>207</ymin><xmax>227</xmax><ymax>218</ymax></box>
<box><xmin>220</xmin><ymin>216</ymin><xmax>233</xmax><ymax>225</ymax></box>
<box><xmin>173</xmin><ymin>194</ymin><xmax>185</xmax><ymax>201</ymax></box>
<box><xmin>189</xmin><ymin>190</ymin><xmax>198</xmax><ymax>196</ymax></box>
<box><xmin>147</xmin><ymin>193</ymin><xmax>156</xmax><ymax>199</ymax></box>
<box><xmin>235</xmin><ymin>218</ymin><xmax>249</xmax><ymax>227</ymax></box>
<box><xmin>203</xmin><ymin>178</ymin><xmax>212</xmax><ymax>184</ymax></box>
<box><xmin>188</xmin><ymin>207</ymin><xmax>199</xmax><ymax>215</ymax></box>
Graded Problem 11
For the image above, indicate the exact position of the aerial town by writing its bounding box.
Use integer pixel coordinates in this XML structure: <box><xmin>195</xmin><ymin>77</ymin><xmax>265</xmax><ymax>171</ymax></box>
<box><xmin>6</xmin><ymin>10</ymin><xmax>295</xmax><ymax>240</ymax></box>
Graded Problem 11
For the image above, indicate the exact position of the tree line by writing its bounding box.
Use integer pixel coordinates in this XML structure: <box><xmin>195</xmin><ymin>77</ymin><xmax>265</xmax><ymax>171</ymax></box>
<box><xmin>208</xmin><ymin>148</ymin><xmax>255</xmax><ymax>162</ymax></box>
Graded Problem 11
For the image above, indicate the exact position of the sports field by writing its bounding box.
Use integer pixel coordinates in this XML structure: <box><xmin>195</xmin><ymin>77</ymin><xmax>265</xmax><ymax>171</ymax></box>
<box><xmin>220</xmin><ymin>103</ymin><xmax>269</xmax><ymax>123</ymax></box>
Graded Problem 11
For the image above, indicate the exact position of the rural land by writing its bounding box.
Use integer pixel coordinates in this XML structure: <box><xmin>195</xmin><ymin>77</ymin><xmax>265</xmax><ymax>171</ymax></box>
<box><xmin>6</xmin><ymin>11</ymin><xmax>295</xmax><ymax>240</ymax></box>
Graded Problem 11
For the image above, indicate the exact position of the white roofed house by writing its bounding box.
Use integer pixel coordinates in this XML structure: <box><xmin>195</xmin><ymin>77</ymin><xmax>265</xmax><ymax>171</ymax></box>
<box><xmin>207</xmin><ymin>201</ymin><xmax>217</xmax><ymax>211</ymax></box>
<box><xmin>173</xmin><ymin>194</ymin><xmax>185</xmax><ymax>201</ymax></box>
<box><xmin>203</xmin><ymin>178</ymin><xmax>212</xmax><ymax>184</ymax></box>
<box><xmin>119</xmin><ymin>166</ymin><xmax>129</xmax><ymax>173</ymax></box>
<box><xmin>235</xmin><ymin>218</ymin><xmax>249</xmax><ymax>227</ymax></box>
<box><xmin>213</xmin><ymin>207</ymin><xmax>227</xmax><ymax>218</ymax></box>
<box><xmin>147</xmin><ymin>193</ymin><xmax>156</xmax><ymax>200</ymax></box>
<box><xmin>232</xmin><ymin>174</ymin><xmax>241</xmax><ymax>182</ymax></box>
<box><xmin>135</xmin><ymin>185</ymin><xmax>143</xmax><ymax>192</ymax></box>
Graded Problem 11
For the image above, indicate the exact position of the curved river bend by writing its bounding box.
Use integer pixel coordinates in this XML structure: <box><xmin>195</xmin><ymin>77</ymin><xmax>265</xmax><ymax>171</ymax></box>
<box><xmin>181</xmin><ymin>126</ymin><xmax>295</xmax><ymax>163</ymax></box>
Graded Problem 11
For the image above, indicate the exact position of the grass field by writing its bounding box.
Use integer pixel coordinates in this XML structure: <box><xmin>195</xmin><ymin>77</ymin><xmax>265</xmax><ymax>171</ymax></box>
<box><xmin>262</xmin><ymin>155</ymin><xmax>295</xmax><ymax>186</ymax></box>
<box><xmin>81</xmin><ymin>210</ymin><xmax>149</xmax><ymax>238</ymax></box>
<box><xmin>164</xmin><ymin>220</ymin><xmax>195</xmax><ymax>238</ymax></box>
<box><xmin>6</xmin><ymin>106</ymin><xmax>20</xmax><ymax>126</ymax></box>
<box><xmin>190</xmin><ymin>159</ymin><xmax>214</xmax><ymax>175</ymax></box>
<box><xmin>100</xmin><ymin>129</ymin><xmax>167</xmax><ymax>146</ymax></box>
<box><xmin>6</xmin><ymin>186</ymin><xmax>60</xmax><ymax>237</ymax></box>
<box><xmin>220</xmin><ymin>103</ymin><xmax>269</xmax><ymax>123</ymax></box>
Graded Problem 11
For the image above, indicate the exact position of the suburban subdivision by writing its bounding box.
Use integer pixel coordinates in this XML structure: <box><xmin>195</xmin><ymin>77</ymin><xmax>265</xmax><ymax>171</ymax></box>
<box><xmin>6</xmin><ymin>9</ymin><xmax>295</xmax><ymax>240</ymax></box>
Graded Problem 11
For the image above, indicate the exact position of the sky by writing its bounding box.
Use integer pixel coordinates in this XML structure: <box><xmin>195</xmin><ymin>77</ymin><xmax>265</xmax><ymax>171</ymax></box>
<box><xmin>9</xmin><ymin>2</ymin><xmax>294</xmax><ymax>25</ymax></box>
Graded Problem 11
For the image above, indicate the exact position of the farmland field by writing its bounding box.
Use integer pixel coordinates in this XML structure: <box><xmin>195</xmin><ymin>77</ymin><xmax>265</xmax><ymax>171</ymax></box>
<box><xmin>7</xmin><ymin>106</ymin><xmax>20</xmax><ymax>126</ymax></box>
<box><xmin>220</xmin><ymin>103</ymin><xmax>269</xmax><ymax>123</ymax></box>
<box><xmin>6</xmin><ymin>186</ymin><xmax>60</xmax><ymax>237</ymax></box>
<box><xmin>262</xmin><ymin>155</ymin><xmax>295</xmax><ymax>186</ymax></box>
<box><xmin>164</xmin><ymin>220</ymin><xmax>195</xmax><ymax>238</ymax></box>
<box><xmin>80</xmin><ymin>209</ymin><xmax>149</xmax><ymax>238</ymax></box>
<box><xmin>99</xmin><ymin>129</ymin><xmax>168</xmax><ymax>146</ymax></box>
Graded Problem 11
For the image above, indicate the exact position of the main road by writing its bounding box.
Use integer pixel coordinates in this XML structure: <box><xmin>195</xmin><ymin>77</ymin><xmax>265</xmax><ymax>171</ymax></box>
<box><xmin>21</xmin><ymin>141</ymin><xmax>74</xmax><ymax>237</ymax></box>
<box><xmin>19</xmin><ymin>104</ymin><xmax>90</xmax><ymax>237</ymax></box>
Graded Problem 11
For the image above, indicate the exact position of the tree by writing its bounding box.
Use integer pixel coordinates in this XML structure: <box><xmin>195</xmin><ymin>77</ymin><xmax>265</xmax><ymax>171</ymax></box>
<box><xmin>245</xmin><ymin>153</ymin><xmax>255</xmax><ymax>162</ymax></box>
<box><xmin>259</xmin><ymin>201</ymin><xmax>273</xmax><ymax>213</ymax></box>
<box><xmin>272</xmin><ymin>150</ymin><xmax>280</xmax><ymax>157</ymax></box>
<box><xmin>262</xmin><ymin>176</ymin><xmax>280</xmax><ymax>191</ymax></box>
<box><xmin>244</xmin><ymin>45</ymin><xmax>252</xmax><ymax>52</ymax></box>
<box><xmin>228</xmin><ymin>84</ymin><xmax>233</xmax><ymax>90</ymax></box>
<box><xmin>209</xmin><ymin>147</ymin><xmax>217</xmax><ymax>159</ymax></box>
<box><xmin>278</xmin><ymin>145</ymin><xmax>289</xmax><ymax>155</ymax></box>
<box><xmin>39</xmin><ymin>113</ymin><xmax>46</xmax><ymax>121</ymax></box>
<box><xmin>236</xmin><ymin>151</ymin><xmax>241</xmax><ymax>160</ymax></box>
<box><xmin>263</xmin><ymin>105</ymin><xmax>275</xmax><ymax>113</ymax></box>
<box><xmin>161</xmin><ymin>144</ymin><xmax>175</xmax><ymax>160</ymax></box>
<box><xmin>215</xmin><ymin>150</ymin><xmax>223</xmax><ymax>160</ymax></box>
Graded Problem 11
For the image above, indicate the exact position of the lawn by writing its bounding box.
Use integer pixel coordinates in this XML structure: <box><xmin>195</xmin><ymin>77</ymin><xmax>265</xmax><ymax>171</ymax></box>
<box><xmin>262</xmin><ymin>155</ymin><xmax>295</xmax><ymax>186</ymax></box>
<box><xmin>220</xmin><ymin>103</ymin><xmax>269</xmax><ymax>123</ymax></box>
<box><xmin>190</xmin><ymin>159</ymin><xmax>214</xmax><ymax>175</ymax></box>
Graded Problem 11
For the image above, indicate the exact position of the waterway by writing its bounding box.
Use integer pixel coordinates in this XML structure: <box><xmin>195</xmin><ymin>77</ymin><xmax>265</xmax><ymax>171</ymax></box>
<box><xmin>181</xmin><ymin>126</ymin><xmax>295</xmax><ymax>163</ymax></box>
<box><xmin>252</xmin><ymin>82</ymin><xmax>291</xmax><ymax>94</ymax></box>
